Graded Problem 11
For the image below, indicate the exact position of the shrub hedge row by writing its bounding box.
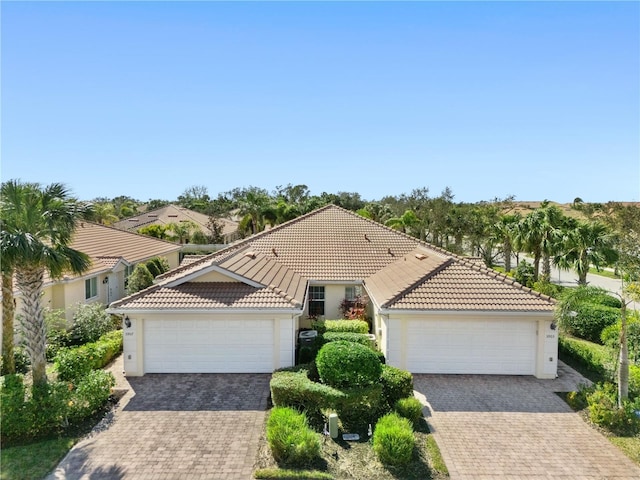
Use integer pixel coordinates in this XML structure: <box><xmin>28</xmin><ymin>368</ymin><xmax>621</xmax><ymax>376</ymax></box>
<box><xmin>563</xmin><ymin>303</ymin><xmax>620</xmax><ymax>344</ymax></box>
<box><xmin>1</xmin><ymin>370</ymin><xmax>115</xmax><ymax>445</ymax></box>
<box><xmin>380</xmin><ymin>364</ymin><xmax>414</xmax><ymax>406</ymax></box>
<box><xmin>55</xmin><ymin>330</ymin><xmax>123</xmax><ymax>381</ymax></box>
<box><xmin>311</xmin><ymin>319</ymin><xmax>369</xmax><ymax>334</ymax></box>
<box><xmin>558</xmin><ymin>335</ymin><xmax>614</xmax><ymax>383</ymax></box>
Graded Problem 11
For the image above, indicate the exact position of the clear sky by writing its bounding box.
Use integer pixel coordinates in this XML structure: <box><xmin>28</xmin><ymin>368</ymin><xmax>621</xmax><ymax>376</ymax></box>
<box><xmin>2</xmin><ymin>1</ymin><xmax>639</xmax><ymax>204</ymax></box>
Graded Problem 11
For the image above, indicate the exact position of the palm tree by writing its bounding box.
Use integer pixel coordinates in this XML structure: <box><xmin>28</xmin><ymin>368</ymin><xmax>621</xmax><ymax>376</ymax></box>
<box><xmin>1</xmin><ymin>256</ymin><xmax>15</xmax><ymax>374</ymax></box>
<box><xmin>0</xmin><ymin>180</ymin><xmax>91</xmax><ymax>386</ymax></box>
<box><xmin>555</xmin><ymin>220</ymin><xmax>618</xmax><ymax>285</ymax></box>
<box><xmin>168</xmin><ymin>221</ymin><xmax>197</xmax><ymax>244</ymax></box>
<box><xmin>385</xmin><ymin>210</ymin><xmax>420</xmax><ymax>236</ymax></box>
<box><xmin>91</xmin><ymin>202</ymin><xmax>119</xmax><ymax>225</ymax></box>
<box><xmin>494</xmin><ymin>213</ymin><xmax>521</xmax><ymax>273</ymax></box>
<box><xmin>237</xmin><ymin>187</ymin><xmax>271</xmax><ymax>235</ymax></box>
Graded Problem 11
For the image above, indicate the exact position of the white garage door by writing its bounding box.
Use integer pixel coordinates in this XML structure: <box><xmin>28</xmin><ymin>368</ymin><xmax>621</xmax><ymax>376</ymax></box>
<box><xmin>144</xmin><ymin>318</ymin><xmax>274</xmax><ymax>373</ymax></box>
<box><xmin>405</xmin><ymin>318</ymin><xmax>537</xmax><ymax>375</ymax></box>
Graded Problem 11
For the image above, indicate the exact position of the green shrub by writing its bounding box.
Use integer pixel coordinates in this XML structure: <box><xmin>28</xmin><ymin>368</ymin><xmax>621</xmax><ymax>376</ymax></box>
<box><xmin>394</xmin><ymin>397</ymin><xmax>424</xmax><ymax>423</ymax></box>
<box><xmin>70</xmin><ymin>303</ymin><xmax>115</xmax><ymax>345</ymax></box>
<box><xmin>1</xmin><ymin>375</ymin><xmax>30</xmax><ymax>441</ymax></box>
<box><xmin>68</xmin><ymin>370</ymin><xmax>116</xmax><ymax>421</ymax></box>
<box><xmin>46</xmin><ymin>329</ymin><xmax>73</xmax><ymax>362</ymax></box>
<box><xmin>319</xmin><ymin>331</ymin><xmax>374</xmax><ymax>349</ymax></box>
<box><xmin>333</xmin><ymin>384</ymin><xmax>385</xmax><ymax>431</ymax></box>
<box><xmin>55</xmin><ymin>330</ymin><xmax>123</xmax><ymax>381</ymax></box>
<box><xmin>126</xmin><ymin>263</ymin><xmax>154</xmax><ymax>294</ymax></box>
<box><xmin>558</xmin><ymin>336</ymin><xmax>614</xmax><ymax>382</ymax></box>
<box><xmin>565</xmin><ymin>383</ymin><xmax>593</xmax><ymax>411</ymax></box>
<box><xmin>298</xmin><ymin>345</ymin><xmax>315</xmax><ymax>364</ymax></box>
<box><xmin>267</xmin><ymin>407</ymin><xmax>321</xmax><ymax>467</ymax></box>
<box><xmin>591</xmin><ymin>293</ymin><xmax>622</xmax><ymax>309</ymax></box>
<box><xmin>630</xmin><ymin>365</ymin><xmax>640</xmax><ymax>400</ymax></box>
<box><xmin>587</xmin><ymin>383</ymin><xmax>640</xmax><ymax>436</ymax></box>
<box><xmin>601</xmin><ymin>314</ymin><xmax>640</xmax><ymax>364</ymax></box>
<box><xmin>563</xmin><ymin>303</ymin><xmax>620</xmax><ymax>344</ymax></box>
<box><xmin>316</xmin><ymin>341</ymin><xmax>382</xmax><ymax>388</ymax></box>
<box><xmin>532</xmin><ymin>281</ymin><xmax>565</xmax><ymax>299</ymax></box>
<box><xmin>13</xmin><ymin>345</ymin><xmax>30</xmax><ymax>374</ymax></box>
<box><xmin>514</xmin><ymin>260</ymin><xmax>535</xmax><ymax>287</ymax></box>
<box><xmin>311</xmin><ymin>319</ymin><xmax>368</xmax><ymax>334</ymax></box>
<box><xmin>380</xmin><ymin>365</ymin><xmax>414</xmax><ymax>407</ymax></box>
<box><xmin>270</xmin><ymin>371</ymin><xmax>342</xmax><ymax>412</ymax></box>
<box><xmin>372</xmin><ymin>412</ymin><xmax>415</xmax><ymax>466</ymax></box>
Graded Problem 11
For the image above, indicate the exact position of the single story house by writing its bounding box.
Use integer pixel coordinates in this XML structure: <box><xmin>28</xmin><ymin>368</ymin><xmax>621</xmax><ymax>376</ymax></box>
<box><xmin>113</xmin><ymin>204</ymin><xmax>240</xmax><ymax>245</ymax></box>
<box><xmin>108</xmin><ymin>205</ymin><xmax>558</xmax><ymax>379</ymax></box>
<box><xmin>16</xmin><ymin>222</ymin><xmax>182</xmax><ymax>322</ymax></box>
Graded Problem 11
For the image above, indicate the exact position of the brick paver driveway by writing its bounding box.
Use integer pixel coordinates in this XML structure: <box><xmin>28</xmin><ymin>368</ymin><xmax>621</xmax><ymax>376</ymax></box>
<box><xmin>413</xmin><ymin>362</ymin><xmax>640</xmax><ymax>480</ymax></box>
<box><xmin>48</xmin><ymin>367</ymin><xmax>270</xmax><ymax>480</ymax></box>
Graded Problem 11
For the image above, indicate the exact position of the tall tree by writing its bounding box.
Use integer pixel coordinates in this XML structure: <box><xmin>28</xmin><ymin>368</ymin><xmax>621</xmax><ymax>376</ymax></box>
<box><xmin>555</xmin><ymin>220</ymin><xmax>618</xmax><ymax>285</ymax></box>
<box><xmin>237</xmin><ymin>187</ymin><xmax>271</xmax><ymax>234</ymax></box>
<box><xmin>494</xmin><ymin>213</ymin><xmax>521</xmax><ymax>273</ymax></box>
<box><xmin>0</xmin><ymin>181</ymin><xmax>91</xmax><ymax>386</ymax></box>
<box><xmin>1</xmin><ymin>254</ymin><xmax>15</xmax><ymax>374</ymax></box>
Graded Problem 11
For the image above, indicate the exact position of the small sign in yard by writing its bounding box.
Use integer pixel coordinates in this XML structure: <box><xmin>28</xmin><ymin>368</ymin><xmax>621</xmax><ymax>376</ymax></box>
<box><xmin>342</xmin><ymin>433</ymin><xmax>360</xmax><ymax>441</ymax></box>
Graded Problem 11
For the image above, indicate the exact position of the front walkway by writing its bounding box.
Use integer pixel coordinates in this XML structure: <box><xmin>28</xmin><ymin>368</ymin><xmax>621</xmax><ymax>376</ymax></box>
<box><xmin>47</xmin><ymin>355</ymin><xmax>270</xmax><ymax>480</ymax></box>
<box><xmin>413</xmin><ymin>362</ymin><xmax>640</xmax><ymax>480</ymax></box>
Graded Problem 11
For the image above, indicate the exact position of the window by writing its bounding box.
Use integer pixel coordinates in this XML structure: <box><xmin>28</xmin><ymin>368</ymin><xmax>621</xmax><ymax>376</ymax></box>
<box><xmin>345</xmin><ymin>285</ymin><xmax>363</xmax><ymax>301</ymax></box>
<box><xmin>85</xmin><ymin>277</ymin><xmax>98</xmax><ymax>300</ymax></box>
<box><xmin>308</xmin><ymin>286</ymin><xmax>325</xmax><ymax>317</ymax></box>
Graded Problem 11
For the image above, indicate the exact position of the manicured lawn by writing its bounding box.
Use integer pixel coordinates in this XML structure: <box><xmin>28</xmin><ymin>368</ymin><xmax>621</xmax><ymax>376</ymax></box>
<box><xmin>254</xmin><ymin>414</ymin><xmax>449</xmax><ymax>479</ymax></box>
<box><xmin>1</xmin><ymin>436</ymin><xmax>77</xmax><ymax>480</ymax></box>
<box><xmin>588</xmin><ymin>267</ymin><xmax>620</xmax><ymax>279</ymax></box>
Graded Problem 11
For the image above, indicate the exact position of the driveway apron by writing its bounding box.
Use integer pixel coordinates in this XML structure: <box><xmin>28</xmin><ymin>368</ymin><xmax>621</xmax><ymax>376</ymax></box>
<box><xmin>413</xmin><ymin>362</ymin><xmax>640</xmax><ymax>480</ymax></box>
<box><xmin>48</xmin><ymin>358</ymin><xmax>270</xmax><ymax>480</ymax></box>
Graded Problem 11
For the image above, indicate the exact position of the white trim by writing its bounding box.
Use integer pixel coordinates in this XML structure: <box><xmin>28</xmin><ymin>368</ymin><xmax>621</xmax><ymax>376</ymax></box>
<box><xmin>163</xmin><ymin>265</ymin><xmax>264</xmax><ymax>289</ymax></box>
<box><xmin>107</xmin><ymin>307</ymin><xmax>304</xmax><ymax>315</ymax></box>
<box><xmin>308</xmin><ymin>279</ymin><xmax>364</xmax><ymax>285</ymax></box>
<box><xmin>378</xmin><ymin>308</ymin><xmax>554</xmax><ymax>317</ymax></box>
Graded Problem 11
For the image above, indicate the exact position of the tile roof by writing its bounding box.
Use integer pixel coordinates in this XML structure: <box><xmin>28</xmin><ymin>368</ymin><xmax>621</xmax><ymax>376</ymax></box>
<box><xmin>110</xmin><ymin>205</ymin><xmax>555</xmax><ymax>312</ymax></box>
<box><xmin>113</xmin><ymin>204</ymin><xmax>239</xmax><ymax>238</ymax></box>
<box><xmin>114</xmin><ymin>282</ymin><xmax>301</xmax><ymax>310</ymax></box>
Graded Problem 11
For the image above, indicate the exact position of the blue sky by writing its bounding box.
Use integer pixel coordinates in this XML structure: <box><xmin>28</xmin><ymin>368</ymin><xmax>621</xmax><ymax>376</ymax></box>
<box><xmin>2</xmin><ymin>1</ymin><xmax>639</xmax><ymax>203</ymax></box>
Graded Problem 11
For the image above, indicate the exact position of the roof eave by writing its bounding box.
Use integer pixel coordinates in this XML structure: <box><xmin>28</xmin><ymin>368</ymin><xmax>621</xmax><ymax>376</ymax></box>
<box><xmin>377</xmin><ymin>308</ymin><xmax>555</xmax><ymax>316</ymax></box>
<box><xmin>107</xmin><ymin>307</ymin><xmax>304</xmax><ymax>315</ymax></box>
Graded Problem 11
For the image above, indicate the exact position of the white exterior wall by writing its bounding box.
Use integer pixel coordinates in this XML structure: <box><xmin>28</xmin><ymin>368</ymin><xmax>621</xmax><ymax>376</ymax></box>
<box><xmin>382</xmin><ymin>312</ymin><xmax>557</xmax><ymax>379</ymax></box>
<box><xmin>121</xmin><ymin>312</ymin><xmax>297</xmax><ymax>376</ymax></box>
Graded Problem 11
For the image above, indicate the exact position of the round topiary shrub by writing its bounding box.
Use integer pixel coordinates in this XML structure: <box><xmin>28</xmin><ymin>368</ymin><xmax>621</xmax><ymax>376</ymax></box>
<box><xmin>316</xmin><ymin>340</ymin><xmax>382</xmax><ymax>389</ymax></box>
<box><xmin>394</xmin><ymin>397</ymin><xmax>424</xmax><ymax>423</ymax></box>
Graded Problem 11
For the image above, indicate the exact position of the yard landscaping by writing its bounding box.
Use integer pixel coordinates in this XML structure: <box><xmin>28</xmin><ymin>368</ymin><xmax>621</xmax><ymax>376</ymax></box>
<box><xmin>253</xmin><ymin>319</ymin><xmax>449</xmax><ymax>479</ymax></box>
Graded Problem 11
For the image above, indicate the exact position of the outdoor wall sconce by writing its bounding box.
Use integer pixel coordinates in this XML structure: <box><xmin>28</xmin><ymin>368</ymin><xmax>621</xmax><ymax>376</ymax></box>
<box><xmin>102</xmin><ymin>277</ymin><xmax>109</xmax><ymax>284</ymax></box>
<box><xmin>124</xmin><ymin>316</ymin><xmax>131</xmax><ymax>328</ymax></box>
<box><xmin>550</xmin><ymin>322</ymin><xmax>557</xmax><ymax>330</ymax></box>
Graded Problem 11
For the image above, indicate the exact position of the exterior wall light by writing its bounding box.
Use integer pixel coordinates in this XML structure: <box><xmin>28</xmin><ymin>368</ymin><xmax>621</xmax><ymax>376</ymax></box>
<box><xmin>124</xmin><ymin>316</ymin><xmax>132</xmax><ymax>328</ymax></box>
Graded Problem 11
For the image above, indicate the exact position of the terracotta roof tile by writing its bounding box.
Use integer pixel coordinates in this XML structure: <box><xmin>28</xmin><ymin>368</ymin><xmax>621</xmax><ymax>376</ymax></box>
<box><xmin>115</xmin><ymin>282</ymin><xmax>299</xmax><ymax>310</ymax></box>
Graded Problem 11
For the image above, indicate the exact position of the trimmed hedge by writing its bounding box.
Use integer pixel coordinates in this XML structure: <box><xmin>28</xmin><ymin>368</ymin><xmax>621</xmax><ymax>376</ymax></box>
<box><xmin>333</xmin><ymin>384</ymin><xmax>385</xmax><ymax>431</ymax></box>
<box><xmin>373</xmin><ymin>412</ymin><xmax>415</xmax><ymax>466</ymax></box>
<box><xmin>558</xmin><ymin>335</ymin><xmax>614</xmax><ymax>383</ymax></box>
<box><xmin>55</xmin><ymin>330</ymin><xmax>123</xmax><ymax>381</ymax></box>
<box><xmin>270</xmin><ymin>370</ymin><xmax>343</xmax><ymax>412</ymax></box>
<box><xmin>380</xmin><ymin>364</ymin><xmax>414</xmax><ymax>407</ymax></box>
<box><xmin>316</xmin><ymin>341</ymin><xmax>382</xmax><ymax>388</ymax></box>
<box><xmin>563</xmin><ymin>303</ymin><xmax>619</xmax><ymax>344</ymax></box>
<box><xmin>319</xmin><ymin>331</ymin><xmax>374</xmax><ymax>349</ymax></box>
<box><xmin>311</xmin><ymin>319</ymin><xmax>369</xmax><ymax>334</ymax></box>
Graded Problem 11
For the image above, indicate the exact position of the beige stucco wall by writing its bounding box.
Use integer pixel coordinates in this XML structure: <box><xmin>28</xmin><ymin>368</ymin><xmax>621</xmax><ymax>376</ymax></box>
<box><xmin>299</xmin><ymin>283</ymin><xmax>367</xmax><ymax>329</ymax></box>
<box><xmin>192</xmin><ymin>270</ymin><xmax>238</xmax><ymax>282</ymax></box>
<box><xmin>120</xmin><ymin>312</ymin><xmax>297</xmax><ymax>376</ymax></box>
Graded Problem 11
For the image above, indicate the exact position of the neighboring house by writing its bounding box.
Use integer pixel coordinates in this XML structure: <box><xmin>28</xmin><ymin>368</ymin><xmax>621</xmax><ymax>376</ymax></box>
<box><xmin>108</xmin><ymin>205</ymin><xmax>558</xmax><ymax>379</ymax></box>
<box><xmin>16</xmin><ymin>222</ymin><xmax>182</xmax><ymax>322</ymax></box>
<box><xmin>113</xmin><ymin>204</ymin><xmax>240</xmax><ymax>244</ymax></box>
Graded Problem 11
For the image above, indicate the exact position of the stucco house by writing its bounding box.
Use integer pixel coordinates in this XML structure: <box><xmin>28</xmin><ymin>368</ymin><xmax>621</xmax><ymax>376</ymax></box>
<box><xmin>17</xmin><ymin>222</ymin><xmax>182</xmax><ymax>322</ymax></box>
<box><xmin>108</xmin><ymin>205</ymin><xmax>558</xmax><ymax>379</ymax></box>
<box><xmin>113</xmin><ymin>204</ymin><xmax>240</xmax><ymax>244</ymax></box>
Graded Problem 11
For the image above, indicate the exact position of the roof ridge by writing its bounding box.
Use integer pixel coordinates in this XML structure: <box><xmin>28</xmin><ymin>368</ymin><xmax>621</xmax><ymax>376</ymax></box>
<box><xmin>265</xmin><ymin>283</ymin><xmax>302</xmax><ymax>308</ymax></box>
<box><xmin>79</xmin><ymin>220</ymin><xmax>181</xmax><ymax>248</ymax></box>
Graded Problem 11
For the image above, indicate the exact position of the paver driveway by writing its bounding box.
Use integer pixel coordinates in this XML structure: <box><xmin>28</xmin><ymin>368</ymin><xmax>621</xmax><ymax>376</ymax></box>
<box><xmin>413</xmin><ymin>362</ymin><xmax>640</xmax><ymax>480</ymax></box>
<box><xmin>48</xmin><ymin>365</ymin><xmax>270</xmax><ymax>480</ymax></box>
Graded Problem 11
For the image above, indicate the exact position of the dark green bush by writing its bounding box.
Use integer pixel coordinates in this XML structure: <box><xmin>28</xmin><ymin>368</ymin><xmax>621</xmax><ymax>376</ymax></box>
<box><xmin>380</xmin><ymin>365</ymin><xmax>414</xmax><ymax>407</ymax></box>
<box><xmin>270</xmin><ymin>370</ymin><xmax>342</xmax><ymax>412</ymax></box>
<box><xmin>394</xmin><ymin>397</ymin><xmax>424</xmax><ymax>423</ymax></box>
<box><xmin>558</xmin><ymin>336</ymin><xmax>613</xmax><ymax>383</ymax></box>
<box><xmin>562</xmin><ymin>303</ymin><xmax>619</xmax><ymax>344</ymax></box>
<box><xmin>13</xmin><ymin>345</ymin><xmax>30</xmax><ymax>374</ymax></box>
<box><xmin>373</xmin><ymin>412</ymin><xmax>415</xmax><ymax>466</ymax></box>
<box><xmin>532</xmin><ymin>281</ymin><xmax>565</xmax><ymax>299</ymax></box>
<box><xmin>591</xmin><ymin>293</ymin><xmax>622</xmax><ymax>309</ymax></box>
<box><xmin>514</xmin><ymin>260</ymin><xmax>535</xmax><ymax>288</ymax></box>
<box><xmin>70</xmin><ymin>303</ymin><xmax>116</xmax><ymax>345</ymax></box>
<box><xmin>267</xmin><ymin>407</ymin><xmax>321</xmax><ymax>467</ymax></box>
<box><xmin>46</xmin><ymin>329</ymin><xmax>73</xmax><ymax>361</ymax></box>
<box><xmin>311</xmin><ymin>319</ymin><xmax>368</xmax><ymax>334</ymax></box>
<box><xmin>333</xmin><ymin>385</ymin><xmax>385</xmax><ymax>431</ymax></box>
<box><xmin>68</xmin><ymin>370</ymin><xmax>116</xmax><ymax>421</ymax></box>
<box><xmin>55</xmin><ymin>330</ymin><xmax>123</xmax><ymax>381</ymax></box>
<box><xmin>298</xmin><ymin>346</ymin><xmax>315</xmax><ymax>364</ymax></box>
<box><xmin>126</xmin><ymin>263</ymin><xmax>154</xmax><ymax>294</ymax></box>
<box><xmin>587</xmin><ymin>383</ymin><xmax>640</xmax><ymax>436</ymax></box>
<box><xmin>319</xmin><ymin>331</ymin><xmax>374</xmax><ymax>349</ymax></box>
<box><xmin>316</xmin><ymin>341</ymin><xmax>382</xmax><ymax>388</ymax></box>
<box><xmin>1</xmin><ymin>375</ymin><xmax>30</xmax><ymax>441</ymax></box>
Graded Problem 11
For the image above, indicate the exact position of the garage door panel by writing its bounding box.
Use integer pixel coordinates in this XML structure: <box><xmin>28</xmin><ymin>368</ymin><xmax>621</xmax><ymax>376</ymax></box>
<box><xmin>405</xmin><ymin>318</ymin><xmax>536</xmax><ymax>375</ymax></box>
<box><xmin>144</xmin><ymin>318</ymin><xmax>275</xmax><ymax>373</ymax></box>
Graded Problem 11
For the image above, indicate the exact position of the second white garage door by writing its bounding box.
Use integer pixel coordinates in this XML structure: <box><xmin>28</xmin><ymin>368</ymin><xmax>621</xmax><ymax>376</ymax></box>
<box><xmin>144</xmin><ymin>318</ymin><xmax>275</xmax><ymax>373</ymax></box>
<box><xmin>404</xmin><ymin>318</ymin><xmax>537</xmax><ymax>375</ymax></box>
